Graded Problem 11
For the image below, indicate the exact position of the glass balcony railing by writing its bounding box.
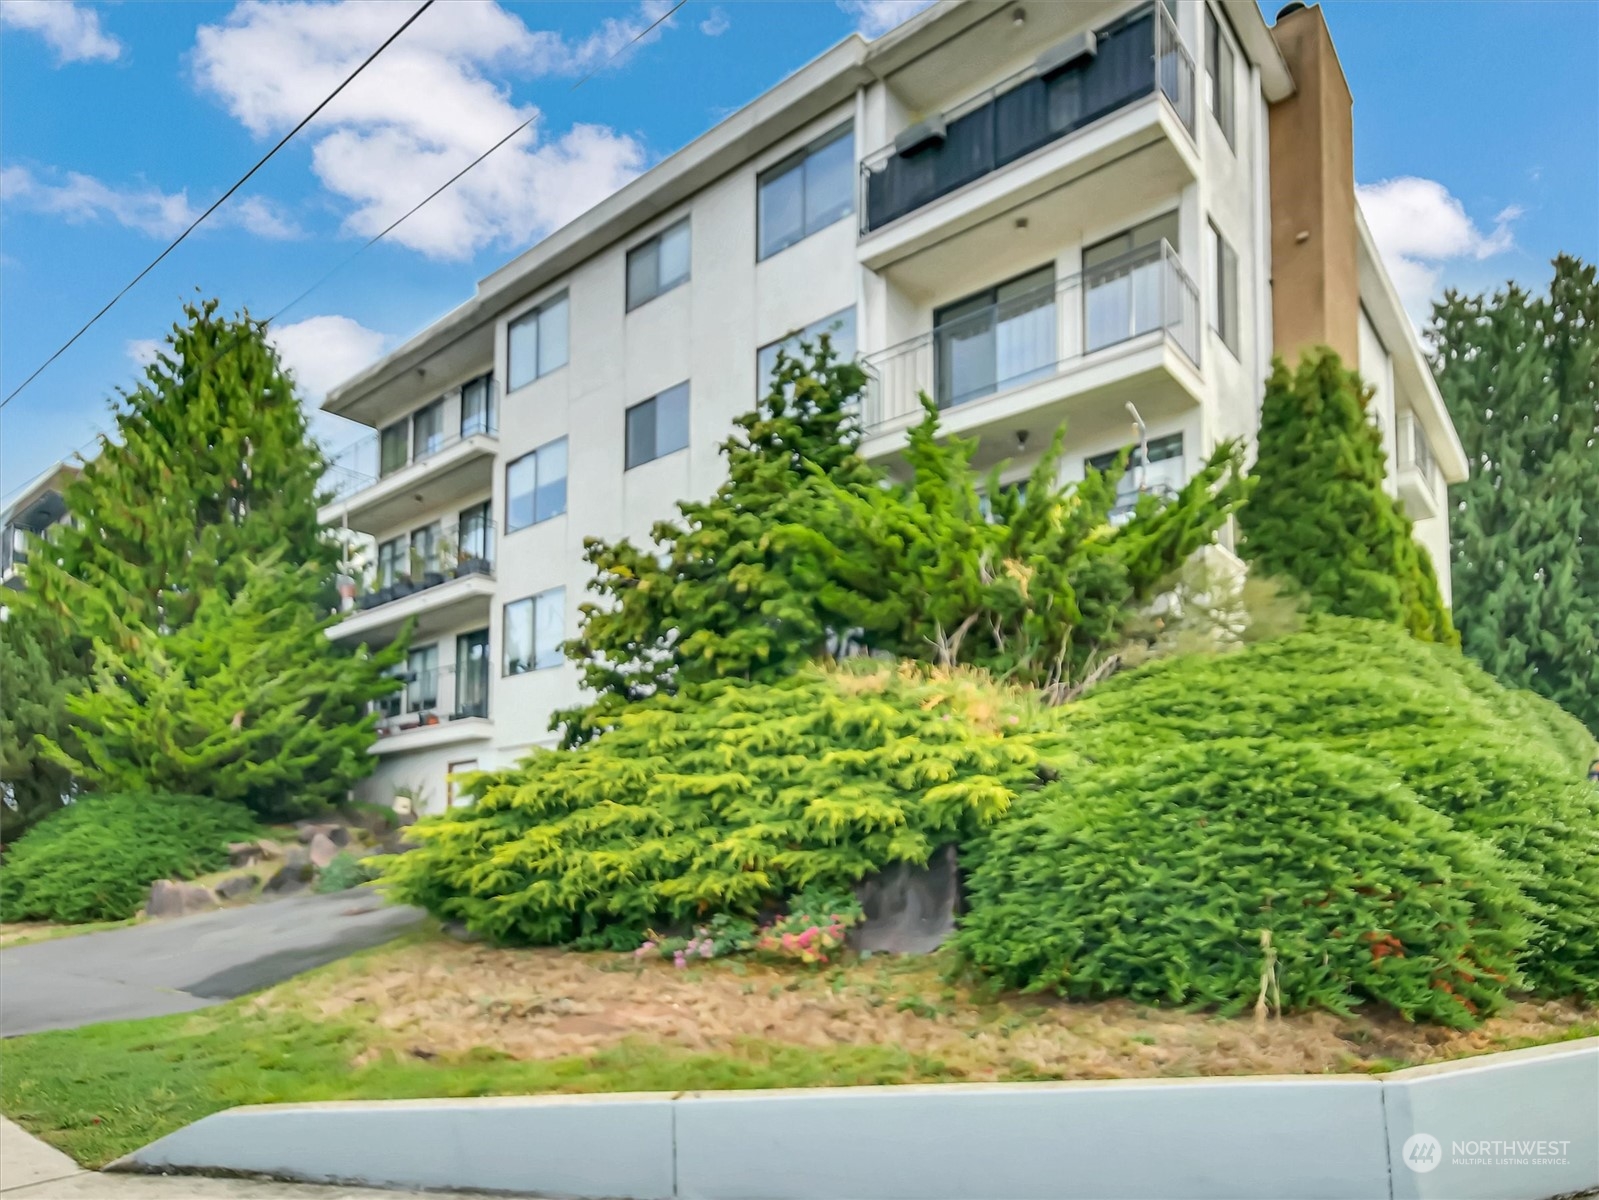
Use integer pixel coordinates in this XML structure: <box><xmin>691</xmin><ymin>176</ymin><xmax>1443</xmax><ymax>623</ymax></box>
<box><xmin>862</xmin><ymin>240</ymin><xmax>1199</xmax><ymax>433</ymax></box>
<box><xmin>337</xmin><ymin>519</ymin><xmax>496</xmax><ymax>615</ymax></box>
<box><xmin>374</xmin><ymin>659</ymin><xmax>491</xmax><ymax>735</ymax></box>
<box><xmin>859</xmin><ymin>3</ymin><xmax>1194</xmax><ymax>234</ymax></box>
<box><xmin>321</xmin><ymin>384</ymin><xmax>500</xmax><ymax>505</ymax></box>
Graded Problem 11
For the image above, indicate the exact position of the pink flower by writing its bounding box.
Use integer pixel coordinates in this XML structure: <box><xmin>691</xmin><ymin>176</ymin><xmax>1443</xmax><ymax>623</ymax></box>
<box><xmin>673</xmin><ymin>951</ymin><xmax>687</xmax><ymax>968</ymax></box>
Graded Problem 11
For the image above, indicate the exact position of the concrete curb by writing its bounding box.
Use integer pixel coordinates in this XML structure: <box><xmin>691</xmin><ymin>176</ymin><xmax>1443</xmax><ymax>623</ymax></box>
<box><xmin>112</xmin><ymin>1039</ymin><xmax>1598</xmax><ymax>1200</ymax></box>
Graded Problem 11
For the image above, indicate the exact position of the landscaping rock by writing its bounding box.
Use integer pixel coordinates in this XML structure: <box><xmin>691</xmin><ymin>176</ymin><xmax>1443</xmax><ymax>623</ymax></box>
<box><xmin>226</xmin><ymin>841</ymin><xmax>263</xmax><ymax>868</ymax></box>
<box><xmin>255</xmin><ymin>838</ymin><xmax>285</xmax><ymax>861</ymax></box>
<box><xmin>851</xmin><ymin>843</ymin><xmax>959</xmax><ymax>955</ymax></box>
<box><xmin>145</xmin><ymin>880</ymin><xmax>219</xmax><ymax>920</ymax></box>
<box><xmin>442</xmin><ymin>920</ymin><xmax>483</xmax><ymax>943</ymax></box>
<box><xmin>214</xmin><ymin>873</ymin><xmax>258</xmax><ymax>902</ymax></box>
<box><xmin>308</xmin><ymin>832</ymin><xmax>339</xmax><ymax>869</ymax></box>
<box><xmin>282</xmin><ymin>845</ymin><xmax>311</xmax><ymax>869</ymax></box>
<box><xmin>380</xmin><ymin>829</ymin><xmax>420</xmax><ymax>855</ymax></box>
<box><xmin>264</xmin><ymin>862</ymin><xmax>313</xmax><ymax>895</ymax></box>
<box><xmin>296</xmin><ymin>822</ymin><xmax>339</xmax><ymax>844</ymax></box>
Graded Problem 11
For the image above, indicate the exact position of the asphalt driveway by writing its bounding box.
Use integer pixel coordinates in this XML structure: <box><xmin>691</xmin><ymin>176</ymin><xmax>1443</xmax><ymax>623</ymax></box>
<box><xmin>0</xmin><ymin>889</ymin><xmax>424</xmax><ymax>1037</ymax></box>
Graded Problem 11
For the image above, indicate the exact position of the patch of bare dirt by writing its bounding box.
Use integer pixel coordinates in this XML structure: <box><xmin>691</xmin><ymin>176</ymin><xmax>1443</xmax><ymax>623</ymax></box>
<box><xmin>255</xmin><ymin>939</ymin><xmax>1596</xmax><ymax>1080</ymax></box>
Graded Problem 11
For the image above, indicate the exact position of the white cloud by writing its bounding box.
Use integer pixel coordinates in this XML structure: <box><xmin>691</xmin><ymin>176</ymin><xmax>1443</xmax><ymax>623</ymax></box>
<box><xmin>266</xmin><ymin>315</ymin><xmax>389</xmax><ymax>401</ymax></box>
<box><xmin>1357</xmin><ymin>177</ymin><xmax>1520</xmax><ymax>320</ymax></box>
<box><xmin>0</xmin><ymin>1</ymin><xmax>122</xmax><ymax>64</ymax></box>
<box><xmin>0</xmin><ymin>164</ymin><xmax>301</xmax><ymax>239</ymax></box>
<box><xmin>838</xmin><ymin>0</ymin><xmax>938</xmax><ymax>37</ymax></box>
<box><xmin>699</xmin><ymin>7</ymin><xmax>730</xmax><ymax>36</ymax></box>
<box><xmin>191</xmin><ymin>0</ymin><xmax>670</xmax><ymax>261</ymax></box>
<box><xmin>125</xmin><ymin>339</ymin><xmax>162</xmax><ymax>368</ymax></box>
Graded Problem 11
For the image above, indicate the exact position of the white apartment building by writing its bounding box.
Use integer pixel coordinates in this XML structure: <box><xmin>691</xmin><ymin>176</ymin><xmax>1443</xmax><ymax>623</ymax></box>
<box><xmin>319</xmin><ymin>0</ymin><xmax>1466</xmax><ymax>814</ymax></box>
<box><xmin>0</xmin><ymin>461</ymin><xmax>78</xmax><ymax>592</ymax></box>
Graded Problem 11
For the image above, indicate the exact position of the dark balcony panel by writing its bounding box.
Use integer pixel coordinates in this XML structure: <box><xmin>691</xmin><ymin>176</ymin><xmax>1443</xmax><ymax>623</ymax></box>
<box><xmin>863</xmin><ymin>8</ymin><xmax>1171</xmax><ymax>234</ymax></box>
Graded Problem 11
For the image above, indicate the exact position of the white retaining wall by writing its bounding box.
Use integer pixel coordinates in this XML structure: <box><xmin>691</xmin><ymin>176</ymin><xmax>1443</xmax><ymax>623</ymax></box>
<box><xmin>114</xmin><ymin>1039</ymin><xmax>1598</xmax><ymax>1200</ymax></box>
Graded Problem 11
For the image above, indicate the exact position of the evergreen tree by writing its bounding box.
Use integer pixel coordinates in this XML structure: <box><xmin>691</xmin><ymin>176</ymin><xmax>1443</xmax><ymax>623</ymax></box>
<box><xmin>1239</xmin><ymin>349</ymin><xmax>1456</xmax><ymax>643</ymax></box>
<box><xmin>1432</xmin><ymin>256</ymin><xmax>1599</xmax><ymax>735</ymax></box>
<box><xmin>0</xmin><ymin>612</ymin><xmax>77</xmax><ymax>843</ymax></box>
<box><xmin>37</xmin><ymin>558</ymin><xmax>399</xmax><ymax>821</ymax></box>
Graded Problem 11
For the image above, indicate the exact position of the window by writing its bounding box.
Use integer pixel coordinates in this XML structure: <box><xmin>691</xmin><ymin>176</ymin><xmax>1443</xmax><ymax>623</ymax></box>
<box><xmin>625</xmin><ymin>383</ymin><xmax>690</xmax><ymax>468</ymax></box>
<box><xmin>1084</xmin><ymin>212</ymin><xmax>1180</xmax><ymax>352</ymax></box>
<box><xmin>409</xmin><ymin>521</ymin><xmax>441</xmax><ymax>577</ymax></box>
<box><xmin>457</xmin><ymin>501</ymin><xmax>493</xmax><ymax>566</ymax></box>
<box><xmin>757</xmin><ymin>126</ymin><xmax>855</xmax><ymax>260</ymax></box>
<box><xmin>1087</xmin><ymin>432</ymin><xmax>1186</xmax><ymax>516</ymax></box>
<box><xmin>505</xmin><ymin>437</ymin><xmax>568</xmax><ymax>532</ymax></box>
<box><xmin>756</xmin><ymin>307</ymin><xmax>857</xmax><ymax>393</ymax></box>
<box><xmin>934</xmin><ymin>267</ymin><xmax>1056</xmax><ymax>409</ymax></box>
<box><xmin>446</xmin><ymin>759</ymin><xmax>479</xmax><ymax>808</ymax></box>
<box><xmin>407</xmin><ymin>644</ymin><xmax>439</xmax><ymax>712</ymax></box>
<box><xmin>377</xmin><ymin>536</ymin><xmax>407</xmax><ymax>587</ymax></box>
<box><xmin>1206</xmin><ymin>7</ymin><xmax>1236</xmax><ymax>148</ymax></box>
<box><xmin>1210</xmin><ymin>222</ymin><xmax>1239</xmax><ymax>356</ymax></box>
<box><xmin>626</xmin><ymin>219</ymin><xmax>690</xmax><ymax>310</ymax></box>
<box><xmin>460</xmin><ymin>374</ymin><xmax>495</xmax><ymax>437</ymax></box>
<box><xmin>411</xmin><ymin>399</ymin><xmax>445</xmax><ymax>461</ymax></box>
<box><xmin>507</xmin><ymin>294</ymin><xmax>569</xmax><ymax>390</ymax></box>
<box><xmin>379</xmin><ymin>421</ymin><xmax>408</xmax><ymax>477</ymax></box>
<box><xmin>454</xmin><ymin>630</ymin><xmax>490</xmax><ymax>719</ymax></box>
<box><xmin>504</xmin><ymin>588</ymin><xmax>565</xmax><ymax>674</ymax></box>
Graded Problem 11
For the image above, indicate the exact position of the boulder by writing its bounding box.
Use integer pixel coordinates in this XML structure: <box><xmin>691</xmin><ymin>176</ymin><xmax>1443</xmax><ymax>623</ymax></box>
<box><xmin>282</xmin><ymin>845</ymin><xmax>311</xmax><ymax>869</ymax></box>
<box><xmin>145</xmin><ymin>880</ymin><xmax>219</xmax><ymax>920</ymax></box>
<box><xmin>264</xmin><ymin>862</ymin><xmax>313</xmax><ymax>895</ymax></box>
<box><xmin>255</xmin><ymin>838</ymin><xmax>285</xmax><ymax>861</ymax></box>
<box><xmin>380</xmin><ymin>829</ymin><xmax>420</xmax><ymax>855</ymax></box>
<box><xmin>850</xmin><ymin>844</ymin><xmax>960</xmax><ymax>955</ymax></box>
<box><xmin>227</xmin><ymin>841</ymin><xmax>262</xmax><ymax>868</ymax></box>
<box><xmin>214</xmin><ymin>873</ymin><xmax>258</xmax><ymax>902</ymax></box>
<box><xmin>296</xmin><ymin>822</ymin><xmax>338</xmax><ymax>844</ymax></box>
<box><xmin>441</xmin><ymin>920</ymin><xmax>483</xmax><ymax>944</ymax></box>
<box><xmin>307</xmin><ymin>831</ymin><xmax>340</xmax><ymax>869</ymax></box>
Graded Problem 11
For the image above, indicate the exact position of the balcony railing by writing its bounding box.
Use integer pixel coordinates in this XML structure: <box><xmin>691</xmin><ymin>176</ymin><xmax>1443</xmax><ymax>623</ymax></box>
<box><xmin>338</xmin><ymin>520</ymin><xmax>496</xmax><ymax>615</ymax></box>
<box><xmin>374</xmin><ymin>661</ymin><xmax>491</xmax><ymax>736</ymax></box>
<box><xmin>859</xmin><ymin>4</ymin><xmax>1194</xmax><ymax>234</ymax></box>
<box><xmin>862</xmin><ymin>240</ymin><xmax>1199</xmax><ymax>433</ymax></box>
<box><xmin>322</xmin><ymin>399</ymin><xmax>500</xmax><ymax>504</ymax></box>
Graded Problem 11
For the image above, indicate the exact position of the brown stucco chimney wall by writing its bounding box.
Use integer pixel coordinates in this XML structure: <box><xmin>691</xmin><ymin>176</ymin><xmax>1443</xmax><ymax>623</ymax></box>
<box><xmin>1267</xmin><ymin>5</ymin><xmax>1360</xmax><ymax>364</ymax></box>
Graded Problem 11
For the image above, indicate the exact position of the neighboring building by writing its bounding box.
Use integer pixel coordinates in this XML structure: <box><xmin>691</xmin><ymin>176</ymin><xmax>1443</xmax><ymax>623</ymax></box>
<box><xmin>319</xmin><ymin>0</ymin><xmax>1466</xmax><ymax>813</ymax></box>
<box><xmin>1</xmin><ymin>461</ymin><xmax>78</xmax><ymax>591</ymax></box>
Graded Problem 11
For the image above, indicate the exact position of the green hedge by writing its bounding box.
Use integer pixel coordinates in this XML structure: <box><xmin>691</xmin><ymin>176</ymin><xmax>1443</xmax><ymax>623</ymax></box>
<box><xmin>0</xmin><ymin>792</ymin><xmax>260</xmax><ymax>923</ymax></box>
<box><xmin>385</xmin><ymin>666</ymin><xmax>1039</xmax><ymax>947</ymax></box>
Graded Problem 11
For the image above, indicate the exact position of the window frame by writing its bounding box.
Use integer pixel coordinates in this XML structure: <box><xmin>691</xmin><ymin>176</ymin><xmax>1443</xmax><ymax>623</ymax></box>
<box><xmin>756</xmin><ymin>124</ymin><xmax>855</xmax><ymax>261</ymax></box>
<box><xmin>1205</xmin><ymin>6</ymin><xmax>1237</xmax><ymax>149</ymax></box>
<box><xmin>506</xmin><ymin>292</ymin><xmax>570</xmax><ymax>392</ymax></box>
<box><xmin>756</xmin><ymin>307</ymin><xmax>858</xmax><ymax>395</ymax></box>
<box><xmin>460</xmin><ymin>373</ymin><xmax>496</xmax><ymax>438</ymax></box>
<box><xmin>502</xmin><ymin>587</ymin><xmax>566</xmax><ymax>676</ymax></box>
<box><xmin>625</xmin><ymin>218</ymin><xmax>691</xmax><ymax>311</ymax></box>
<box><xmin>411</xmin><ymin>398</ymin><xmax>445</xmax><ymax>462</ymax></box>
<box><xmin>624</xmin><ymin>383</ymin><xmax>691</xmax><ymax>470</ymax></box>
<box><xmin>504</xmin><ymin>436</ymin><xmax>569</xmax><ymax>534</ymax></box>
<box><xmin>1210</xmin><ymin>220</ymin><xmax>1240</xmax><ymax>357</ymax></box>
<box><xmin>378</xmin><ymin>420</ymin><xmax>409</xmax><ymax>478</ymax></box>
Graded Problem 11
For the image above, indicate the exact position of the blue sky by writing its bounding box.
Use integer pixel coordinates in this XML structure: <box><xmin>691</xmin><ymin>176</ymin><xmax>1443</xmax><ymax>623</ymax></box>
<box><xmin>2</xmin><ymin>0</ymin><xmax>1595</xmax><ymax>503</ymax></box>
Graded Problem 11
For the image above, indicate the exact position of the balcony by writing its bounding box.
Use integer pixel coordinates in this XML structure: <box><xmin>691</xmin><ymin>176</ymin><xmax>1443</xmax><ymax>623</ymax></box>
<box><xmin>862</xmin><ymin>240</ymin><xmax>1199</xmax><ymax>449</ymax></box>
<box><xmin>321</xmin><ymin>414</ymin><xmax>498</xmax><ymax>535</ymax></box>
<box><xmin>372</xmin><ymin>662</ymin><xmax>492</xmax><ymax>755</ymax></box>
<box><xmin>330</xmin><ymin>521</ymin><xmax>496</xmax><ymax>645</ymax></box>
<box><xmin>1395</xmin><ymin>412</ymin><xmax>1441</xmax><ymax>519</ymax></box>
<box><xmin>859</xmin><ymin>4</ymin><xmax>1194</xmax><ymax>243</ymax></box>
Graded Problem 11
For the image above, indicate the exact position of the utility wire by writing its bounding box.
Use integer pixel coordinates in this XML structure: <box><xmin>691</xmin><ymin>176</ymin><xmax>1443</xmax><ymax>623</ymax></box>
<box><xmin>0</xmin><ymin>0</ymin><xmax>439</xmax><ymax>412</ymax></box>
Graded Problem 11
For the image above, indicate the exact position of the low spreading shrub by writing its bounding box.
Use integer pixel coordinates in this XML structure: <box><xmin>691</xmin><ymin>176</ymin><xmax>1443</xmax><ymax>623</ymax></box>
<box><xmin>385</xmin><ymin>665</ymin><xmax>1038</xmax><ymax>946</ymax></box>
<box><xmin>957</xmin><ymin>738</ymin><xmax>1531</xmax><ymax>1027</ymax></box>
<box><xmin>0</xmin><ymin>792</ymin><xmax>260</xmax><ymax>923</ymax></box>
<box><xmin>313</xmin><ymin>851</ymin><xmax>383</xmax><ymax>894</ymax></box>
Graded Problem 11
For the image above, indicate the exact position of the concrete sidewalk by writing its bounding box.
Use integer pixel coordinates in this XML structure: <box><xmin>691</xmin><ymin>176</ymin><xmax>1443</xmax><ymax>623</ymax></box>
<box><xmin>0</xmin><ymin>1119</ymin><xmax>533</xmax><ymax>1199</ymax></box>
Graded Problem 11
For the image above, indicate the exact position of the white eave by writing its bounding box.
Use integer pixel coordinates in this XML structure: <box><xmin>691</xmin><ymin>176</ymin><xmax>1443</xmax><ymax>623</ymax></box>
<box><xmin>1223</xmin><ymin>0</ymin><xmax>1295</xmax><ymax>102</ymax></box>
<box><xmin>1355</xmin><ymin>207</ymin><xmax>1469</xmax><ymax>484</ymax></box>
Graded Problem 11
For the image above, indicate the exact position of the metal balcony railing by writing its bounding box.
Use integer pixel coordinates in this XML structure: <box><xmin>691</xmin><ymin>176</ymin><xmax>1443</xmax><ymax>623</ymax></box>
<box><xmin>322</xmin><ymin>382</ymin><xmax>500</xmax><ymax>504</ymax></box>
<box><xmin>859</xmin><ymin>4</ymin><xmax>1194</xmax><ymax>234</ymax></box>
<box><xmin>374</xmin><ymin>660</ymin><xmax>491</xmax><ymax>735</ymax></box>
<box><xmin>338</xmin><ymin>519</ymin><xmax>496</xmax><ymax>615</ymax></box>
<box><xmin>862</xmin><ymin>240</ymin><xmax>1199</xmax><ymax>433</ymax></box>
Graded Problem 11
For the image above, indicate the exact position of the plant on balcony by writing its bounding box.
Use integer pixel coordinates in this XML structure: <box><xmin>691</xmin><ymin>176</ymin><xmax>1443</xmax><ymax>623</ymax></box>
<box><xmin>1239</xmin><ymin>349</ymin><xmax>1456</xmax><ymax>644</ymax></box>
<box><xmin>37</xmin><ymin>556</ymin><xmax>403</xmax><ymax>822</ymax></box>
<box><xmin>1431</xmin><ymin>255</ymin><xmax>1599</xmax><ymax>737</ymax></box>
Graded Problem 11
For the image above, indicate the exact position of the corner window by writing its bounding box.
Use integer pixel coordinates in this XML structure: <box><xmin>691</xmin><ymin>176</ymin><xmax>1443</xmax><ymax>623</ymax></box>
<box><xmin>1205</xmin><ymin>7</ymin><xmax>1236</xmax><ymax>148</ymax></box>
<box><xmin>460</xmin><ymin>374</ymin><xmax>496</xmax><ymax>437</ymax></box>
<box><xmin>505</xmin><ymin>437</ymin><xmax>568</xmax><ymax>533</ymax></box>
<box><xmin>379</xmin><ymin>421</ymin><xmax>408</xmax><ymax>478</ymax></box>
<box><xmin>756</xmin><ymin>307</ymin><xmax>857</xmax><ymax>394</ymax></box>
<box><xmin>411</xmin><ymin>399</ymin><xmax>445</xmax><ymax>461</ymax></box>
<box><xmin>1210</xmin><ymin>221</ymin><xmax>1239</xmax><ymax>356</ymax></box>
<box><xmin>626</xmin><ymin>219</ymin><xmax>691</xmax><ymax>310</ymax></box>
<box><xmin>507</xmin><ymin>293</ymin><xmax>569</xmax><ymax>391</ymax></box>
<box><xmin>757</xmin><ymin>126</ymin><xmax>855</xmax><ymax>260</ymax></box>
<box><xmin>504</xmin><ymin>588</ymin><xmax>565</xmax><ymax>675</ymax></box>
<box><xmin>625</xmin><ymin>383</ymin><xmax>690</xmax><ymax>469</ymax></box>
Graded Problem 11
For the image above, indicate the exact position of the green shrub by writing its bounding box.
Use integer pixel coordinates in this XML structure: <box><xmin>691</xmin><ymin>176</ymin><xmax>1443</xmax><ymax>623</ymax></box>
<box><xmin>385</xmin><ymin>665</ymin><xmax>1038</xmax><ymax>946</ymax></box>
<box><xmin>0</xmin><ymin>793</ymin><xmax>260</xmax><ymax>923</ymax></box>
<box><xmin>957</xmin><ymin>738</ymin><xmax>1531</xmax><ymax>1027</ymax></box>
<box><xmin>313</xmin><ymin>851</ymin><xmax>382</xmax><ymax>894</ymax></box>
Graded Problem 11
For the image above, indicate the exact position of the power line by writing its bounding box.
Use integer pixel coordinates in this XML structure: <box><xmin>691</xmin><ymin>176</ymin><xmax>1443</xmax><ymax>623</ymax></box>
<box><xmin>0</xmin><ymin>0</ymin><xmax>438</xmax><ymax>412</ymax></box>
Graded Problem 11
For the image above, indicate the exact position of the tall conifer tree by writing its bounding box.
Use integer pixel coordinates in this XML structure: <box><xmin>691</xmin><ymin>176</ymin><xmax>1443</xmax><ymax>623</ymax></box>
<box><xmin>1239</xmin><ymin>349</ymin><xmax>1455</xmax><ymax>644</ymax></box>
<box><xmin>1432</xmin><ymin>256</ymin><xmax>1599</xmax><ymax>734</ymax></box>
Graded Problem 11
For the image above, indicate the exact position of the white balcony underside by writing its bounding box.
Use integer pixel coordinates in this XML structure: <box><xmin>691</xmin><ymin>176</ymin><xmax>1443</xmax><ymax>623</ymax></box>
<box><xmin>319</xmin><ymin>433</ymin><xmax>497</xmax><ymax>535</ymax></box>
<box><xmin>328</xmin><ymin>573</ymin><xmax>495</xmax><ymax>645</ymax></box>
<box><xmin>371</xmin><ymin>716</ymin><xmax>494</xmax><ymax>757</ymax></box>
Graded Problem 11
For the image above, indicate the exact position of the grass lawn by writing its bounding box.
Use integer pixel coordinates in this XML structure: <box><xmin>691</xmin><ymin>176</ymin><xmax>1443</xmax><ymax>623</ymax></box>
<box><xmin>3</xmin><ymin>929</ymin><xmax>1594</xmax><ymax>1169</ymax></box>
